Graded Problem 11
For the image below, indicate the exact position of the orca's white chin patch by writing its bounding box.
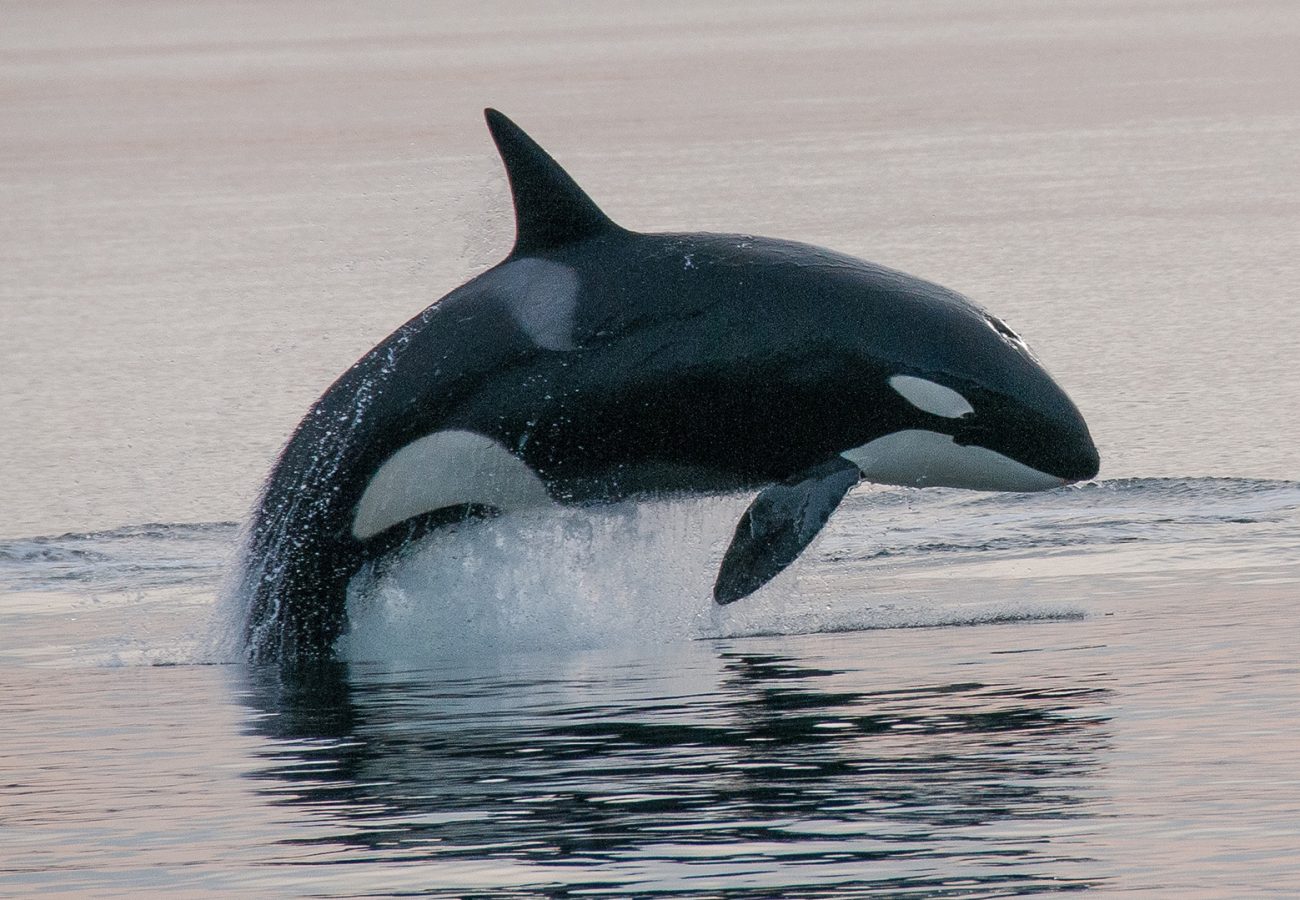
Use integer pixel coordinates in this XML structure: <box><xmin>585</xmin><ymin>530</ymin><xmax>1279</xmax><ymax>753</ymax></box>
<box><xmin>841</xmin><ymin>430</ymin><xmax>1066</xmax><ymax>493</ymax></box>
<box><xmin>352</xmin><ymin>430</ymin><xmax>553</xmax><ymax>540</ymax></box>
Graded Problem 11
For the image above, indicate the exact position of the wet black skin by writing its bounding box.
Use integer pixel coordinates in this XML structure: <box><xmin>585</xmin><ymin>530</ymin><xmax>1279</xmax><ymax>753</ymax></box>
<box><xmin>239</xmin><ymin>110</ymin><xmax>1099</xmax><ymax>663</ymax></box>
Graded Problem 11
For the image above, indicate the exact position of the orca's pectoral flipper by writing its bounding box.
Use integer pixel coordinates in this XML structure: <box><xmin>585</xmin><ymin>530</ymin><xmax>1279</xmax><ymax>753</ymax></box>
<box><xmin>714</xmin><ymin>457</ymin><xmax>861</xmax><ymax>605</ymax></box>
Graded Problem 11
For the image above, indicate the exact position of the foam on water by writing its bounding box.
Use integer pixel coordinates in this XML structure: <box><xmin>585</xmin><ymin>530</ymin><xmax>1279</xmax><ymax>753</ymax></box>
<box><xmin>335</xmin><ymin>493</ymin><xmax>1088</xmax><ymax>665</ymax></box>
<box><xmin>2</xmin><ymin>477</ymin><xmax>1296</xmax><ymax>667</ymax></box>
<box><xmin>240</xmin><ymin>475</ymin><xmax>1300</xmax><ymax>664</ymax></box>
<box><xmin>338</xmin><ymin>498</ymin><xmax>740</xmax><ymax>662</ymax></box>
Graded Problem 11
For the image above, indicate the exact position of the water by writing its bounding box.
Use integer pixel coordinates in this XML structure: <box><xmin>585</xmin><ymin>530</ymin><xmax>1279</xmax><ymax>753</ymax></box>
<box><xmin>3</xmin><ymin>481</ymin><xmax>1297</xmax><ymax>895</ymax></box>
<box><xmin>3</xmin><ymin>1</ymin><xmax>1299</xmax><ymax>896</ymax></box>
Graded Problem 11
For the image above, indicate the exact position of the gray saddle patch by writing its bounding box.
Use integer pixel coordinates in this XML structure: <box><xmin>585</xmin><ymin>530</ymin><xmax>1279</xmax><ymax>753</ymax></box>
<box><xmin>490</xmin><ymin>257</ymin><xmax>580</xmax><ymax>351</ymax></box>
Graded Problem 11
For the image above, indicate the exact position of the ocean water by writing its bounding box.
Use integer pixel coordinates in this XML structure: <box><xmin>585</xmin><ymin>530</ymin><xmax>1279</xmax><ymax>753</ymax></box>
<box><xmin>3</xmin><ymin>479</ymin><xmax>1298</xmax><ymax>896</ymax></box>
<box><xmin>3</xmin><ymin>1</ymin><xmax>1299</xmax><ymax>896</ymax></box>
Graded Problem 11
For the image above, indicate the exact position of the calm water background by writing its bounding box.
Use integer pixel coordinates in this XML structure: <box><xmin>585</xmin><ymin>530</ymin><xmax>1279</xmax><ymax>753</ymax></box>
<box><xmin>2</xmin><ymin>1</ymin><xmax>1298</xmax><ymax>896</ymax></box>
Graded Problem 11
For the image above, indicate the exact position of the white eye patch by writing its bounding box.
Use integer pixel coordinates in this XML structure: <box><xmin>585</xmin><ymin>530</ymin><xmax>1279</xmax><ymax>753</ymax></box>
<box><xmin>888</xmin><ymin>375</ymin><xmax>974</xmax><ymax>419</ymax></box>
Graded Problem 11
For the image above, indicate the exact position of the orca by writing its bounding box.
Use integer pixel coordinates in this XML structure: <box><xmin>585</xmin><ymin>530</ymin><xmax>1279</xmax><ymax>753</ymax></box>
<box><xmin>238</xmin><ymin>109</ymin><xmax>1099</xmax><ymax>662</ymax></box>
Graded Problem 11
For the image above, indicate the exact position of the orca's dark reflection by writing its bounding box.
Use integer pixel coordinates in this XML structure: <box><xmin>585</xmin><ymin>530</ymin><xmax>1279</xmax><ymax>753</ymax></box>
<box><xmin>237</xmin><ymin>651</ymin><xmax>1111</xmax><ymax>896</ymax></box>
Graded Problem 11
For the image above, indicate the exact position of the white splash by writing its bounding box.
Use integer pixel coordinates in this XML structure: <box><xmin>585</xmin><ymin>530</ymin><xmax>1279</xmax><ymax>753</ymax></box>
<box><xmin>338</xmin><ymin>498</ymin><xmax>742</xmax><ymax>663</ymax></box>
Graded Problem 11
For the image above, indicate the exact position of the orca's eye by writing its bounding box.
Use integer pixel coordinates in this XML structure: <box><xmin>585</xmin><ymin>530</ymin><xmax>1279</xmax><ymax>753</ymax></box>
<box><xmin>888</xmin><ymin>375</ymin><xmax>974</xmax><ymax>419</ymax></box>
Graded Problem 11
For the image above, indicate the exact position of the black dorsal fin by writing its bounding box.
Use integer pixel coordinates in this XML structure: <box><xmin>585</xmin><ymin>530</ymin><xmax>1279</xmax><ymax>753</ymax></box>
<box><xmin>484</xmin><ymin>108</ymin><xmax>620</xmax><ymax>255</ymax></box>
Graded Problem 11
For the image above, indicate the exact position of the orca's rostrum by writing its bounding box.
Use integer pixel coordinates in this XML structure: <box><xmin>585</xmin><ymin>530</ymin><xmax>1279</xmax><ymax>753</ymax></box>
<box><xmin>239</xmin><ymin>109</ymin><xmax>1100</xmax><ymax>662</ymax></box>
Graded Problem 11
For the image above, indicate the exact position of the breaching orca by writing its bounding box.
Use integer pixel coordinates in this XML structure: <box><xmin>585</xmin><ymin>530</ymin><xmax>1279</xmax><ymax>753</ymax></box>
<box><xmin>238</xmin><ymin>109</ymin><xmax>1099</xmax><ymax>662</ymax></box>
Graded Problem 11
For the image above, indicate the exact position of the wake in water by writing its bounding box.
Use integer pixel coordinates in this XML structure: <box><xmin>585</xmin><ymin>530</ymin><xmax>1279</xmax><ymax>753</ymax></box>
<box><xmin>0</xmin><ymin>522</ymin><xmax>236</xmax><ymax>593</ymax></box>
<box><xmin>337</xmin><ymin>494</ymin><xmax>1096</xmax><ymax>664</ymax></box>
<box><xmin>1</xmin><ymin>478</ymin><xmax>1296</xmax><ymax>666</ymax></box>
